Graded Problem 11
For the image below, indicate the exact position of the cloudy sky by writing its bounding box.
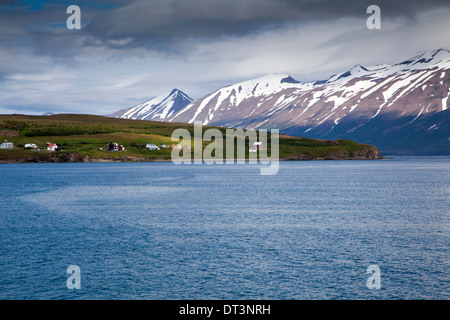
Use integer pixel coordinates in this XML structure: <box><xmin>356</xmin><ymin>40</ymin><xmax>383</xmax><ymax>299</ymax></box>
<box><xmin>1</xmin><ymin>0</ymin><xmax>450</xmax><ymax>115</ymax></box>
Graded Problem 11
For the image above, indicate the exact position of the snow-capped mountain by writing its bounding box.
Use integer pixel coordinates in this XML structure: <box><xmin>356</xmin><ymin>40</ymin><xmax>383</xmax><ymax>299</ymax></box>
<box><xmin>111</xmin><ymin>89</ymin><xmax>193</xmax><ymax>121</ymax></box>
<box><xmin>168</xmin><ymin>49</ymin><xmax>449</xmax><ymax>131</ymax></box>
<box><xmin>112</xmin><ymin>49</ymin><xmax>450</xmax><ymax>154</ymax></box>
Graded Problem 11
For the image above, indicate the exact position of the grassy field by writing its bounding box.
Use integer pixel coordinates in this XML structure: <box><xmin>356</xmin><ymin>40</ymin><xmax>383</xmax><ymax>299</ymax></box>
<box><xmin>0</xmin><ymin>114</ymin><xmax>382</xmax><ymax>162</ymax></box>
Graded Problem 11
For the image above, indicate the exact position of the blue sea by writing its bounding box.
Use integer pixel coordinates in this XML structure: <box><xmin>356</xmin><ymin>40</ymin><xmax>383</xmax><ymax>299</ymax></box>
<box><xmin>0</xmin><ymin>157</ymin><xmax>448</xmax><ymax>300</ymax></box>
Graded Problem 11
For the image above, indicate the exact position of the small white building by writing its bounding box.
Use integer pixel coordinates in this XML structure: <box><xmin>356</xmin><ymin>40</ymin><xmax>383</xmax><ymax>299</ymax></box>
<box><xmin>25</xmin><ymin>143</ymin><xmax>38</xmax><ymax>149</ymax></box>
<box><xmin>0</xmin><ymin>142</ymin><xmax>14</xmax><ymax>149</ymax></box>
<box><xmin>253</xmin><ymin>142</ymin><xmax>263</xmax><ymax>150</ymax></box>
<box><xmin>249</xmin><ymin>142</ymin><xmax>263</xmax><ymax>153</ymax></box>
<box><xmin>146</xmin><ymin>143</ymin><xmax>160</xmax><ymax>150</ymax></box>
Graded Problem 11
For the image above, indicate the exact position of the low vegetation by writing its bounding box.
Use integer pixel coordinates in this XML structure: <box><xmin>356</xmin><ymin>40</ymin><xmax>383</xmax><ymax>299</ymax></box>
<box><xmin>0</xmin><ymin>114</ymin><xmax>381</xmax><ymax>162</ymax></box>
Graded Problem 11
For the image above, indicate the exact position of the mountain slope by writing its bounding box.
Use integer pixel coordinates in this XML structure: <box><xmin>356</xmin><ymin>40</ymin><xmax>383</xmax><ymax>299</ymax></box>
<box><xmin>338</xmin><ymin>108</ymin><xmax>450</xmax><ymax>156</ymax></box>
<box><xmin>169</xmin><ymin>49</ymin><xmax>449</xmax><ymax>130</ymax></box>
<box><xmin>112</xmin><ymin>49</ymin><xmax>450</xmax><ymax>155</ymax></box>
<box><xmin>171</xmin><ymin>49</ymin><xmax>450</xmax><ymax>155</ymax></box>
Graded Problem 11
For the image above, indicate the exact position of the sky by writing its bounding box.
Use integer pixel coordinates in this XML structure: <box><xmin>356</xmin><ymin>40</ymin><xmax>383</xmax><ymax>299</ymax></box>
<box><xmin>1</xmin><ymin>0</ymin><xmax>450</xmax><ymax>115</ymax></box>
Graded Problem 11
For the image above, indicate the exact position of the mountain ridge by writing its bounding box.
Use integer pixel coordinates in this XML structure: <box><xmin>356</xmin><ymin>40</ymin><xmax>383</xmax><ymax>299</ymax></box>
<box><xmin>112</xmin><ymin>49</ymin><xmax>450</xmax><ymax>155</ymax></box>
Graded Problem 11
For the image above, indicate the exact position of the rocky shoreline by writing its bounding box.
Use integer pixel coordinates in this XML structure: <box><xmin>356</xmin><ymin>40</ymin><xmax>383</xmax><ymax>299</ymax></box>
<box><xmin>0</xmin><ymin>153</ymin><xmax>167</xmax><ymax>163</ymax></box>
<box><xmin>281</xmin><ymin>146</ymin><xmax>383</xmax><ymax>161</ymax></box>
<box><xmin>0</xmin><ymin>146</ymin><xmax>383</xmax><ymax>164</ymax></box>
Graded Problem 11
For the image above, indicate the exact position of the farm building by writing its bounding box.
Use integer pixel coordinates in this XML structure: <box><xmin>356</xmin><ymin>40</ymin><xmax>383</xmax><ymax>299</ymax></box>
<box><xmin>146</xmin><ymin>143</ymin><xmax>160</xmax><ymax>150</ymax></box>
<box><xmin>25</xmin><ymin>143</ymin><xmax>38</xmax><ymax>149</ymax></box>
<box><xmin>0</xmin><ymin>142</ymin><xmax>14</xmax><ymax>149</ymax></box>
<box><xmin>249</xmin><ymin>142</ymin><xmax>263</xmax><ymax>153</ymax></box>
<box><xmin>47</xmin><ymin>143</ymin><xmax>59</xmax><ymax>151</ymax></box>
<box><xmin>253</xmin><ymin>142</ymin><xmax>263</xmax><ymax>150</ymax></box>
<box><xmin>105</xmin><ymin>142</ymin><xmax>125</xmax><ymax>152</ymax></box>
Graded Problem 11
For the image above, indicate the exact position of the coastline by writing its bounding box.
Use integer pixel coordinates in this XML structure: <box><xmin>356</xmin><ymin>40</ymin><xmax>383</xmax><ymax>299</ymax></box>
<box><xmin>0</xmin><ymin>154</ymin><xmax>384</xmax><ymax>164</ymax></box>
<box><xmin>0</xmin><ymin>114</ymin><xmax>384</xmax><ymax>164</ymax></box>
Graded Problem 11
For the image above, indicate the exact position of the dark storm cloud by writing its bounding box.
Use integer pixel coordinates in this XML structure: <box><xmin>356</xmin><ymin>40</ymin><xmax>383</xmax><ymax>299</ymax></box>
<box><xmin>2</xmin><ymin>0</ymin><xmax>450</xmax><ymax>115</ymax></box>
<box><xmin>85</xmin><ymin>0</ymin><xmax>450</xmax><ymax>40</ymax></box>
<box><xmin>281</xmin><ymin>0</ymin><xmax>450</xmax><ymax>19</ymax></box>
<box><xmin>3</xmin><ymin>0</ymin><xmax>450</xmax><ymax>57</ymax></box>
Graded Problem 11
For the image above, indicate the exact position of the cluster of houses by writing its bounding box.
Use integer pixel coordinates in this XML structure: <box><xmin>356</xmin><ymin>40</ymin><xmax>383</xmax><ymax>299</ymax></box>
<box><xmin>0</xmin><ymin>139</ymin><xmax>264</xmax><ymax>153</ymax></box>
<box><xmin>146</xmin><ymin>143</ymin><xmax>173</xmax><ymax>150</ymax></box>
<box><xmin>97</xmin><ymin>142</ymin><xmax>187</xmax><ymax>152</ymax></box>
<box><xmin>146</xmin><ymin>142</ymin><xmax>263</xmax><ymax>152</ymax></box>
<box><xmin>99</xmin><ymin>142</ymin><xmax>170</xmax><ymax>152</ymax></box>
<box><xmin>0</xmin><ymin>140</ymin><xmax>174</xmax><ymax>153</ymax></box>
<box><xmin>0</xmin><ymin>141</ymin><xmax>59</xmax><ymax>151</ymax></box>
<box><xmin>26</xmin><ymin>142</ymin><xmax>59</xmax><ymax>151</ymax></box>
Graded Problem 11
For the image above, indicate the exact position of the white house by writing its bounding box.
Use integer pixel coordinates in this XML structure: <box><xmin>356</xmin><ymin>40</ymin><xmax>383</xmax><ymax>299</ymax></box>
<box><xmin>146</xmin><ymin>143</ymin><xmax>160</xmax><ymax>150</ymax></box>
<box><xmin>253</xmin><ymin>142</ymin><xmax>263</xmax><ymax>150</ymax></box>
<box><xmin>0</xmin><ymin>142</ymin><xmax>14</xmax><ymax>149</ymax></box>
<box><xmin>249</xmin><ymin>142</ymin><xmax>263</xmax><ymax>153</ymax></box>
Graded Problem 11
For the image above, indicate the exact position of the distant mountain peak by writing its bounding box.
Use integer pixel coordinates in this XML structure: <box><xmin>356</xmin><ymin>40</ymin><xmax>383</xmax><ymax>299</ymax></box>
<box><xmin>244</xmin><ymin>73</ymin><xmax>296</xmax><ymax>83</ymax></box>
<box><xmin>169</xmin><ymin>88</ymin><xmax>181</xmax><ymax>95</ymax></box>
<box><xmin>326</xmin><ymin>64</ymin><xmax>371</xmax><ymax>83</ymax></box>
<box><xmin>110</xmin><ymin>88</ymin><xmax>193</xmax><ymax>121</ymax></box>
<box><xmin>394</xmin><ymin>48</ymin><xmax>450</xmax><ymax>68</ymax></box>
<box><xmin>280</xmin><ymin>75</ymin><xmax>300</xmax><ymax>84</ymax></box>
<box><xmin>421</xmin><ymin>48</ymin><xmax>449</xmax><ymax>56</ymax></box>
<box><xmin>352</xmin><ymin>64</ymin><xmax>368</xmax><ymax>72</ymax></box>
<box><xmin>169</xmin><ymin>88</ymin><xmax>189</xmax><ymax>97</ymax></box>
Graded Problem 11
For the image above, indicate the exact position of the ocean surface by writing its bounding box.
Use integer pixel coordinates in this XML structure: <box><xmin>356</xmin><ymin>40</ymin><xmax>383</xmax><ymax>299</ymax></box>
<box><xmin>0</xmin><ymin>157</ymin><xmax>448</xmax><ymax>300</ymax></box>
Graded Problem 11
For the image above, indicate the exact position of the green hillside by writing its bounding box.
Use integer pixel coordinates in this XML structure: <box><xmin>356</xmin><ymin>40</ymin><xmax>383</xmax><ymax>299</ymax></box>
<box><xmin>0</xmin><ymin>114</ymin><xmax>382</xmax><ymax>163</ymax></box>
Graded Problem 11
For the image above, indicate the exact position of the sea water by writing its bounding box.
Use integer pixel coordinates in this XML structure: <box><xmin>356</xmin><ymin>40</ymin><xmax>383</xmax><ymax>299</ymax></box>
<box><xmin>0</xmin><ymin>157</ymin><xmax>448</xmax><ymax>299</ymax></box>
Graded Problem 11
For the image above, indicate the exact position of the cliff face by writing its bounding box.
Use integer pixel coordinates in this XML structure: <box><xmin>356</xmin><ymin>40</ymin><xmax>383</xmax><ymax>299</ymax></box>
<box><xmin>353</xmin><ymin>146</ymin><xmax>383</xmax><ymax>159</ymax></box>
<box><xmin>279</xmin><ymin>138</ymin><xmax>382</xmax><ymax>161</ymax></box>
<box><xmin>281</xmin><ymin>145</ymin><xmax>382</xmax><ymax>161</ymax></box>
